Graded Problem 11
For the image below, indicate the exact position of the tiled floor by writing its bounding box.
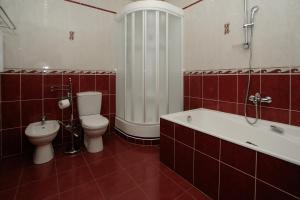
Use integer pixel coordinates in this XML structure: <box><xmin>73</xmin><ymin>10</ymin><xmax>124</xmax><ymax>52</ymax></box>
<box><xmin>0</xmin><ymin>133</ymin><xmax>210</xmax><ymax>200</ymax></box>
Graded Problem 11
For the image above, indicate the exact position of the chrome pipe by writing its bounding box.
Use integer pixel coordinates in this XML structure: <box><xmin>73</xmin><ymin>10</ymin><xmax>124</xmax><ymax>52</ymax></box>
<box><xmin>243</xmin><ymin>0</ymin><xmax>249</xmax><ymax>49</ymax></box>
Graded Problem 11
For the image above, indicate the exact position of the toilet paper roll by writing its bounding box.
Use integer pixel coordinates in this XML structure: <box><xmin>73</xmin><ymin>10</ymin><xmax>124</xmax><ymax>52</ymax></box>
<box><xmin>58</xmin><ymin>99</ymin><xmax>70</xmax><ymax>109</ymax></box>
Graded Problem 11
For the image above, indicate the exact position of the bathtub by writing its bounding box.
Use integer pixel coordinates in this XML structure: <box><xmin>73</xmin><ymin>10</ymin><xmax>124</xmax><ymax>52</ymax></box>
<box><xmin>160</xmin><ymin>108</ymin><xmax>300</xmax><ymax>199</ymax></box>
<box><xmin>161</xmin><ymin>108</ymin><xmax>300</xmax><ymax>166</ymax></box>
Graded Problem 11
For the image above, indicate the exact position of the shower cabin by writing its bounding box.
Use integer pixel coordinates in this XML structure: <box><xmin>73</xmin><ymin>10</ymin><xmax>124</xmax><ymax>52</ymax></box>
<box><xmin>115</xmin><ymin>1</ymin><xmax>183</xmax><ymax>141</ymax></box>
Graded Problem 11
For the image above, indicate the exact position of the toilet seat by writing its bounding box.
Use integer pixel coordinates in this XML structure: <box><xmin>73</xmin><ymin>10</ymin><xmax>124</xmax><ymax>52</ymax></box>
<box><xmin>80</xmin><ymin>114</ymin><xmax>109</xmax><ymax>130</ymax></box>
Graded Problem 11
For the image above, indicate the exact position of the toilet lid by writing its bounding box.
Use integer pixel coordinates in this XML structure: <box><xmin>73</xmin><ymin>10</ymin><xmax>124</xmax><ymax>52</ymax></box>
<box><xmin>80</xmin><ymin>115</ymin><xmax>109</xmax><ymax>130</ymax></box>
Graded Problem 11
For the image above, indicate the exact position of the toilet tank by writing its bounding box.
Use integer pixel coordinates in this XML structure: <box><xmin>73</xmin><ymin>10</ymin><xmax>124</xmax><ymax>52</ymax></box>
<box><xmin>77</xmin><ymin>92</ymin><xmax>102</xmax><ymax>117</ymax></box>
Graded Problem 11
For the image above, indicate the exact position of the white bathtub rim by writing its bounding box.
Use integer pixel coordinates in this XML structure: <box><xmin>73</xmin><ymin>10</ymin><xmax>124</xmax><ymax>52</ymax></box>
<box><xmin>161</xmin><ymin>108</ymin><xmax>300</xmax><ymax>166</ymax></box>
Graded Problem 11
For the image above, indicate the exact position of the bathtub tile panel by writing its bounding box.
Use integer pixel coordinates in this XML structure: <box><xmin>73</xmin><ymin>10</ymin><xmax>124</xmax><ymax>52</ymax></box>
<box><xmin>219</xmin><ymin>75</ymin><xmax>237</xmax><ymax>102</ymax></box>
<box><xmin>190</xmin><ymin>75</ymin><xmax>202</xmax><ymax>98</ymax></box>
<box><xmin>221</xmin><ymin>140</ymin><xmax>256</xmax><ymax>176</ymax></box>
<box><xmin>291</xmin><ymin>111</ymin><xmax>300</xmax><ymax>126</ymax></box>
<box><xmin>21</xmin><ymin>74</ymin><xmax>43</xmax><ymax>100</ymax></box>
<box><xmin>195</xmin><ymin>131</ymin><xmax>220</xmax><ymax>159</ymax></box>
<box><xmin>261</xmin><ymin>75</ymin><xmax>290</xmax><ymax>109</ymax></box>
<box><xmin>184</xmin><ymin>75</ymin><xmax>190</xmax><ymax>97</ymax></box>
<box><xmin>175</xmin><ymin>141</ymin><xmax>194</xmax><ymax>183</ymax></box>
<box><xmin>219</xmin><ymin>163</ymin><xmax>255</xmax><ymax>200</ymax></box>
<box><xmin>218</xmin><ymin>101</ymin><xmax>237</xmax><ymax>114</ymax></box>
<box><xmin>261</xmin><ymin>107</ymin><xmax>289</xmax><ymax>124</ymax></box>
<box><xmin>237</xmin><ymin>103</ymin><xmax>257</xmax><ymax>118</ymax></box>
<box><xmin>203</xmin><ymin>75</ymin><xmax>218</xmax><ymax>100</ymax></box>
<box><xmin>257</xmin><ymin>153</ymin><xmax>300</xmax><ymax>197</ymax></box>
<box><xmin>160</xmin><ymin>119</ymin><xmax>174</xmax><ymax>138</ymax></box>
<box><xmin>256</xmin><ymin>180</ymin><xmax>298</xmax><ymax>200</ymax></box>
<box><xmin>184</xmin><ymin>97</ymin><xmax>190</xmax><ymax>111</ymax></box>
<box><xmin>175</xmin><ymin>125</ymin><xmax>194</xmax><ymax>147</ymax></box>
<box><xmin>194</xmin><ymin>151</ymin><xmax>219</xmax><ymax>200</ymax></box>
<box><xmin>190</xmin><ymin>98</ymin><xmax>202</xmax><ymax>110</ymax></box>
<box><xmin>203</xmin><ymin>99</ymin><xmax>218</xmax><ymax>110</ymax></box>
<box><xmin>291</xmin><ymin>74</ymin><xmax>300</xmax><ymax>111</ymax></box>
<box><xmin>160</xmin><ymin>134</ymin><xmax>174</xmax><ymax>169</ymax></box>
<box><xmin>237</xmin><ymin>75</ymin><xmax>260</xmax><ymax>104</ymax></box>
<box><xmin>1</xmin><ymin>74</ymin><xmax>21</xmax><ymax>101</ymax></box>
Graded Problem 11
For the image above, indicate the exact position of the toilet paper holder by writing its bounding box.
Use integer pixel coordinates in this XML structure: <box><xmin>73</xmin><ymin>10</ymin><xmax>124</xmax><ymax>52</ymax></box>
<box><xmin>51</xmin><ymin>78</ymin><xmax>81</xmax><ymax>154</ymax></box>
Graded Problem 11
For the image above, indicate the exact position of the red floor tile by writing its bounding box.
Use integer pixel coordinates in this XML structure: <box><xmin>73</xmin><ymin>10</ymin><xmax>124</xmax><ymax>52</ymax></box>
<box><xmin>126</xmin><ymin>160</ymin><xmax>161</xmax><ymax>184</ymax></box>
<box><xmin>55</xmin><ymin>154</ymin><xmax>86</xmax><ymax>173</ymax></box>
<box><xmin>0</xmin><ymin>167</ymin><xmax>22</xmax><ymax>191</ymax></box>
<box><xmin>0</xmin><ymin>187</ymin><xmax>17</xmax><ymax>200</ymax></box>
<box><xmin>114</xmin><ymin>187</ymin><xmax>149</xmax><ymax>200</ymax></box>
<box><xmin>82</xmin><ymin>148</ymin><xmax>114</xmax><ymax>163</ymax></box>
<box><xmin>21</xmin><ymin>160</ymin><xmax>56</xmax><ymax>185</ymax></box>
<box><xmin>89</xmin><ymin>157</ymin><xmax>122</xmax><ymax>179</ymax></box>
<box><xmin>187</xmin><ymin>187</ymin><xmax>211</xmax><ymax>200</ymax></box>
<box><xmin>58</xmin><ymin>165</ymin><xmax>93</xmax><ymax>192</ymax></box>
<box><xmin>162</xmin><ymin>168</ymin><xmax>192</xmax><ymax>191</ymax></box>
<box><xmin>96</xmin><ymin>170</ymin><xmax>136</xmax><ymax>200</ymax></box>
<box><xmin>60</xmin><ymin>181</ymin><xmax>103</xmax><ymax>200</ymax></box>
<box><xmin>16</xmin><ymin>176</ymin><xmax>58</xmax><ymax>200</ymax></box>
<box><xmin>140</xmin><ymin>173</ymin><xmax>185</xmax><ymax>200</ymax></box>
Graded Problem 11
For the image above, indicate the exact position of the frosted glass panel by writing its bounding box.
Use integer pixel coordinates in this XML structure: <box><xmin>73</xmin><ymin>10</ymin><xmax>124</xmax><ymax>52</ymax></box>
<box><xmin>145</xmin><ymin>11</ymin><xmax>157</xmax><ymax>123</ymax></box>
<box><xmin>132</xmin><ymin>11</ymin><xmax>144</xmax><ymax>123</ymax></box>
<box><xmin>159</xmin><ymin>12</ymin><xmax>168</xmax><ymax>116</ymax></box>
<box><xmin>116</xmin><ymin>18</ymin><xmax>125</xmax><ymax>119</ymax></box>
<box><xmin>125</xmin><ymin>14</ymin><xmax>133</xmax><ymax>121</ymax></box>
<box><xmin>117</xmin><ymin>10</ymin><xmax>182</xmax><ymax>126</ymax></box>
<box><xmin>168</xmin><ymin>14</ymin><xmax>182</xmax><ymax>113</ymax></box>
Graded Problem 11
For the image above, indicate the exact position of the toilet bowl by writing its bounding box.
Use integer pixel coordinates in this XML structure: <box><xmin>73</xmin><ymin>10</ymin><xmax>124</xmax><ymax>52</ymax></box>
<box><xmin>25</xmin><ymin>120</ymin><xmax>59</xmax><ymax>164</ymax></box>
<box><xmin>80</xmin><ymin>114</ymin><xmax>109</xmax><ymax>152</ymax></box>
<box><xmin>77</xmin><ymin>92</ymin><xmax>109</xmax><ymax>153</ymax></box>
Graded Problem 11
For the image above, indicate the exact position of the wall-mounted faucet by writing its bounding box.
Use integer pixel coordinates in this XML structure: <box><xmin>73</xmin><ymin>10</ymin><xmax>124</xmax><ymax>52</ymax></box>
<box><xmin>248</xmin><ymin>93</ymin><xmax>272</xmax><ymax>105</ymax></box>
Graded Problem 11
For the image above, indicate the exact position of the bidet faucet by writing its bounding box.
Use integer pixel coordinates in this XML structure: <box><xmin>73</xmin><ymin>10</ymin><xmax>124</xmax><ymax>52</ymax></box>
<box><xmin>249</xmin><ymin>93</ymin><xmax>272</xmax><ymax>105</ymax></box>
<box><xmin>41</xmin><ymin>115</ymin><xmax>46</xmax><ymax>125</ymax></box>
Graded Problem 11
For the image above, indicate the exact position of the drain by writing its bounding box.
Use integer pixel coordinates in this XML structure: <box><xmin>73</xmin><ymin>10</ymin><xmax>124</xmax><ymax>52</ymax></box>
<box><xmin>246</xmin><ymin>141</ymin><xmax>258</xmax><ymax>146</ymax></box>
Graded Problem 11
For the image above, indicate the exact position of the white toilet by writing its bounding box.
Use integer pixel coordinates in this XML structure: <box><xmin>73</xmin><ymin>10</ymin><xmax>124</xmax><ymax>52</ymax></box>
<box><xmin>77</xmin><ymin>91</ymin><xmax>109</xmax><ymax>153</ymax></box>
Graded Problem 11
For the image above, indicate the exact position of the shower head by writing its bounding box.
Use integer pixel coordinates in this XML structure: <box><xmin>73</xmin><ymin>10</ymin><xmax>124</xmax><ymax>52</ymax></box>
<box><xmin>250</xmin><ymin>6</ymin><xmax>259</xmax><ymax>23</ymax></box>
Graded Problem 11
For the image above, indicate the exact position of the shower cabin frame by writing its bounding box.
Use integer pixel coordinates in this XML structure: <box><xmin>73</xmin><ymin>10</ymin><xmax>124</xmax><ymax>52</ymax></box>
<box><xmin>115</xmin><ymin>1</ymin><xmax>184</xmax><ymax>141</ymax></box>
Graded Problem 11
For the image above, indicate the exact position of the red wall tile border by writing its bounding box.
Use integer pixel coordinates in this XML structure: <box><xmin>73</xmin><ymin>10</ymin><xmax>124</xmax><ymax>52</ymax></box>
<box><xmin>184</xmin><ymin>66</ymin><xmax>300</xmax><ymax>126</ymax></box>
<box><xmin>0</xmin><ymin>69</ymin><xmax>116</xmax><ymax>159</ymax></box>
<box><xmin>1</xmin><ymin>68</ymin><xmax>115</xmax><ymax>75</ymax></box>
<box><xmin>64</xmin><ymin>0</ymin><xmax>117</xmax><ymax>14</ymax></box>
<box><xmin>160</xmin><ymin>119</ymin><xmax>300</xmax><ymax>200</ymax></box>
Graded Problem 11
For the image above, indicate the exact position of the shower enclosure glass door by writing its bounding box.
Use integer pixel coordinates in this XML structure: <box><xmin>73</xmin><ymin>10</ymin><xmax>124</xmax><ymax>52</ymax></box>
<box><xmin>116</xmin><ymin>1</ymin><xmax>183</xmax><ymax>139</ymax></box>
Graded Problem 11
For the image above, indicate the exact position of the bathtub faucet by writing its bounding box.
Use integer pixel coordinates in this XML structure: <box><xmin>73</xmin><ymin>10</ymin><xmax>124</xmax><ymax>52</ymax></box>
<box><xmin>249</xmin><ymin>93</ymin><xmax>272</xmax><ymax>105</ymax></box>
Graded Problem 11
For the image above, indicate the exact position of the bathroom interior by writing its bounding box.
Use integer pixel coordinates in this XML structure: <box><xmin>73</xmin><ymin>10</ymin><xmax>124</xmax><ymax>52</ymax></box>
<box><xmin>0</xmin><ymin>0</ymin><xmax>299</xmax><ymax>199</ymax></box>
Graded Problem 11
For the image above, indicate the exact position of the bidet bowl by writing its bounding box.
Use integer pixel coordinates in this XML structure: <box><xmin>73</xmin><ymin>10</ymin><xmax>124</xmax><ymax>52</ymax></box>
<box><xmin>25</xmin><ymin>120</ymin><xmax>60</xmax><ymax>164</ymax></box>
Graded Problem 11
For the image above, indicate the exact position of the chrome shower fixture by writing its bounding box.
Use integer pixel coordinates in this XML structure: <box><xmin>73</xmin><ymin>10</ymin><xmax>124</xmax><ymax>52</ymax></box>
<box><xmin>243</xmin><ymin>0</ymin><xmax>259</xmax><ymax>49</ymax></box>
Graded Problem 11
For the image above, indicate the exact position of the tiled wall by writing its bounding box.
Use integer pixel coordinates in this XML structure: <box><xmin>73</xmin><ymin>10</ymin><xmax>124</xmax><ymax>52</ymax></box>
<box><xmin>184</xmin><ymin>67</ymin><xmax>300</xmax><ymax>126</ymax></box>
<box><xmin>0</xmin><ymin>69</ymin><xmax>116</xmax><ymax>160</ymax></box>
<box><xmin>160</xmin><ymin>118</ymin><xmax>300</xmax><ymax>200</ymax></box>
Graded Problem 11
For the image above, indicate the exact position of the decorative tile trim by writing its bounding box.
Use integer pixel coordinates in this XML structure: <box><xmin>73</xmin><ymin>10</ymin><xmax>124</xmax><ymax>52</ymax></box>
<box><xmin>1</xmin><ymin>68</ymin><xmax>116</xmax><ymax>75</ymax></box>
<box><xmin>184</xmin><ymin>66</ymin><xmax>297</xmax><ymax>75</ymax></box>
